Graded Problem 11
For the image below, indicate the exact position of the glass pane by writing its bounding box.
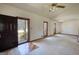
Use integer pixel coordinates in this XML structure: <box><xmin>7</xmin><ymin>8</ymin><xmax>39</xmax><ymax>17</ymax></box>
<box><xmin>18</xmin><ymin>19</ymin><xmax>28</xmax><ymax>44</ymax></box>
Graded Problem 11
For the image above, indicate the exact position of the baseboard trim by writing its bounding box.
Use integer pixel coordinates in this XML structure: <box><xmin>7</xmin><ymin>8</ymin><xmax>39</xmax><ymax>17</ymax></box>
<box><xmin>60</xmin><ymin>33</ymin><xmax>78</xmax><ymax>37</ymax></box>
<box><xmin>30</xmin><ymin>35</ymin><xmax>54</xmax><ymax>42</ymax></box>
<box><xmin>30</xmin><ymin>37</ymin><xmax>44</xmax><ymax>42</ymax></box>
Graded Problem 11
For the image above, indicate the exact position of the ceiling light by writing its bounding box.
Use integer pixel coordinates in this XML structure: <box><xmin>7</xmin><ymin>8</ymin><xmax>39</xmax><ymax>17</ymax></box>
<box><xmin>49</xmin><ymin>3</ymin><xmax>65</xmax><ymax>12</ymax></box>
<box><xmin>49</xmin><ymin>6</ymin><xmax>56</xmax><ymax>12</ymax></box>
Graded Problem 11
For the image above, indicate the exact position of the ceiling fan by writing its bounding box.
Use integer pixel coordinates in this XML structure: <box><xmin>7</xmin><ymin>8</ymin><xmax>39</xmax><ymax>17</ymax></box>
<box><xmin>49</xmin><ymin>3</ymin><xmax>65</xmax><ymax>12</ymax></box>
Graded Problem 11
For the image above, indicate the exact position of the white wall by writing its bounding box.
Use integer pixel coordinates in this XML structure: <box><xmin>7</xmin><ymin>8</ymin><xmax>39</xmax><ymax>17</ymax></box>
<box><xmin>49</xmin><ymin>20</ymin><xmax>56</xmax><ymax>35</ymax></box>
<box><xmin>56</xmin><ymin>22</ymin><xmax>62</xmax><ymax>33</ymax></box>
<box><xmin>0</xmin><ymin>4</ymin><xmax>54</xmax><ymax>41</ymax></box>
<box><xmin>49</xmin><ymin>20</ymin><xmax>61</xmax><ymax>35</ymax></box>
<box><xmin>61</xmin><ymin>20</ymin><xmax>79</xmax><ymax>35</ymax></box>
<box><xmin>54</xmin><ymin>4</ymin><xmax>79</xmax><ymax>35</ymax></box>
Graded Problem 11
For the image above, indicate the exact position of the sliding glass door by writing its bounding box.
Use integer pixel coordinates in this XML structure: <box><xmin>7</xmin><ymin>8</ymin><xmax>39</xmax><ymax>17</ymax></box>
<box><xmin>18</xmin><ymin>19</ymin><xmax>28</xmax><ymax>44</ymax></box>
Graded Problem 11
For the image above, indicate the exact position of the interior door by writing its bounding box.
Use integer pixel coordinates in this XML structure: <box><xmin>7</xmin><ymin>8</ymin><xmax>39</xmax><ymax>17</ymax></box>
<box><xmin>43</xmin><ymin>21</ymin><xmax>48</xmax><ymax>37</ymax></box>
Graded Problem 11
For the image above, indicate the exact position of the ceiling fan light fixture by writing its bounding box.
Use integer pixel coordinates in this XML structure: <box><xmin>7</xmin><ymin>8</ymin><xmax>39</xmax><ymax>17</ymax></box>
<box><xmin>49</xmin><ymin>6</ymin><xmax>56</xmax><ymax>12</ymax></box>
<box><xmin>49</xmin><ymin>3</ymin><xmax>65</xmax><ymax>12</ymax></box>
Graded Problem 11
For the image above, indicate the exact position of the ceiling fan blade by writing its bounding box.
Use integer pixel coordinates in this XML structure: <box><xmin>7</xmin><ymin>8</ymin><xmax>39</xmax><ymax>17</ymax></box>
<box><xmin>56</xmin><ymin>5</ymin><xmax>65</xmax><ymax>8</ymax></box>
<box><xmin>51</xmin><ymin>3</ymin><xmax>57</xmax><ymax>6</ymax></box>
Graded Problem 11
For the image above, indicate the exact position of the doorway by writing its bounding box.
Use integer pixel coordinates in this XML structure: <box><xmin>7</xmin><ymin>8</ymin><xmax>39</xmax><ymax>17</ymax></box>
<box><xmin>17</xmin><ymin>17</ymin><xmax>30</xmax><ymax>44</ymax></box>
<box><xmin>43</xmin><ymin>21</ymin><xmax>48</xmax><ymax>37</ymax></box>
<box><xmin>54</xmin><ymin>23</ymin><xmax>56</xmax><ymax>34</ymax></box>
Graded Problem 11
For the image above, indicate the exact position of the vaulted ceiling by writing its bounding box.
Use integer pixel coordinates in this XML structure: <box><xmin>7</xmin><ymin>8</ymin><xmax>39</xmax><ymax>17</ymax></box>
<box><xmin>3</xmin><ymin>3</ymin><xmax>79</xmax><ymax>22</ymax></box>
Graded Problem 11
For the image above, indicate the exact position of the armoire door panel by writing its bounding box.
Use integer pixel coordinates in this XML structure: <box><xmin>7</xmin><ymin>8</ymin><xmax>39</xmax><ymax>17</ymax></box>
<box><xmin>5</xmin><ymin>17</ymin><xmax>18</xmax><ymax>49</ymax></box>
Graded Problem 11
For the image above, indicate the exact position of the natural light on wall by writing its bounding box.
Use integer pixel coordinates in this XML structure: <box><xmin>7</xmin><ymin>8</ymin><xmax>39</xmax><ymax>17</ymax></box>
<box><xmin>18</xmin><ymin>29</ymin><xmax>28</xmax><ymax>33</ymax></box>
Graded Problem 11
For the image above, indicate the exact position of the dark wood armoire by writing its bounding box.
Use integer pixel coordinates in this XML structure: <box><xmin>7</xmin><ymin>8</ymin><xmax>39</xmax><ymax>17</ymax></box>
<box><xmin>0</xmin><ymin>14</ymin><xmax>18</xmax><ymax>52</ymax></box>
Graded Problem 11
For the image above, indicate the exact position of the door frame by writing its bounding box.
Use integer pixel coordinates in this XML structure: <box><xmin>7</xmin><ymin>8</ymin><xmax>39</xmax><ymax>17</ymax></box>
<box><xmin>17</xmin><ymin>17</ymin><xmax>30</xmax><ymax>43</ymax></box>
<box><xmin>43</xmin><ymin>21</ymin><xmax>48</xmax><ymax>37</ymax></box>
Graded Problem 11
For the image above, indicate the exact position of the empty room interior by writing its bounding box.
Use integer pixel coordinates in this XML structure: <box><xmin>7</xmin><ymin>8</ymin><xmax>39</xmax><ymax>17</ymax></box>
<box><xmin>0</xmin><ymin>3</ymin><xmax>79</xmax><ymax>55</ymax></box>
